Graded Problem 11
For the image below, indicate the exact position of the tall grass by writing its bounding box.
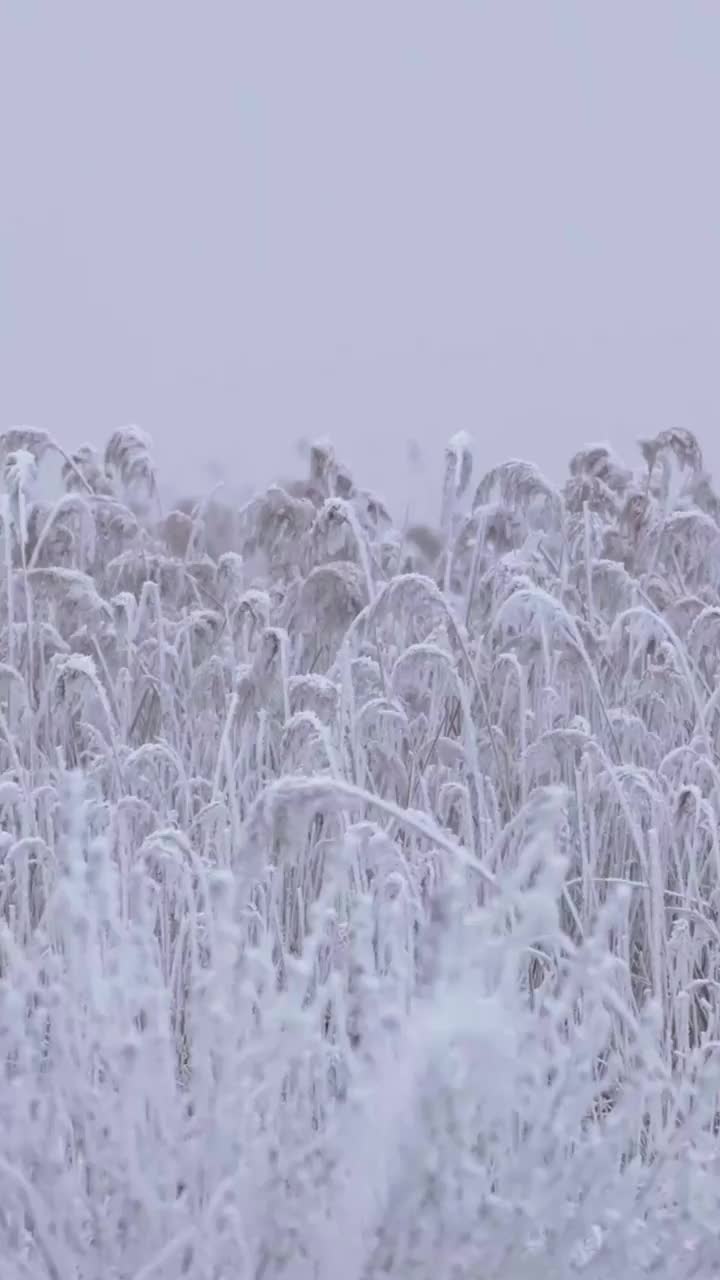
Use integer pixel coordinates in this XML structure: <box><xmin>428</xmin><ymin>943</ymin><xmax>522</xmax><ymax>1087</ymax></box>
<box><xmin>0</xmin><ymin>425</ymin><xmax>720</xmax><ymax>1275</ymax></box>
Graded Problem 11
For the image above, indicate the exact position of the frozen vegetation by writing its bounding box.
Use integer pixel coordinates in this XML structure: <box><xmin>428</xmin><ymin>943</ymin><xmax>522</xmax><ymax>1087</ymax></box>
<box><xmin>2</xmin><ymin>423</ymin><xmax>720</xmax><ymax>1276</ymax></box>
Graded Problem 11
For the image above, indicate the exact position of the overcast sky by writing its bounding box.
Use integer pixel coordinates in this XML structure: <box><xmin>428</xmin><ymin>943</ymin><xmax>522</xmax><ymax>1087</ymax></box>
<box><xmin>2</xmin><ymin>3</ymin><xmax>719</xmax><ymax>520</ymax></box>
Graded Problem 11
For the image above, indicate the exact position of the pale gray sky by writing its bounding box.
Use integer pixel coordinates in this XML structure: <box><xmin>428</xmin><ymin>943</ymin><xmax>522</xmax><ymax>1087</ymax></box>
<box><xmin>2</xmin><ymin>2</ymin><xmax>719</xmax><ymax>520</ymax></box>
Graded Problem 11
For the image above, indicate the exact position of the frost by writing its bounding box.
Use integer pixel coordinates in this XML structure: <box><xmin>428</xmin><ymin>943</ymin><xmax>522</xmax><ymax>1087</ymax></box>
<box><xmin>0</xmin><ymin>425</ymin><xmax>718</xmax><ymax>1275</ymax></box>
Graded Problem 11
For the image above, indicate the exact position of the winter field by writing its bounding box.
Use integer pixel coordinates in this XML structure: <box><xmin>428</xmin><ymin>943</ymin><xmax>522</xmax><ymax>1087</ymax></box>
<box><xmin>2</xmin><ymin>424</ymin><xmax>720</xmax><ymax>1276</ymax></box>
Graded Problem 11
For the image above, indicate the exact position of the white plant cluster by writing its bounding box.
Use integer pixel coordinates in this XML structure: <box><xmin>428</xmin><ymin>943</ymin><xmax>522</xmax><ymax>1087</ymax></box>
<box><xmin>1</xmin><ymin>424</ymin><xmax>720</xmax><ymax>1277</ymax></box>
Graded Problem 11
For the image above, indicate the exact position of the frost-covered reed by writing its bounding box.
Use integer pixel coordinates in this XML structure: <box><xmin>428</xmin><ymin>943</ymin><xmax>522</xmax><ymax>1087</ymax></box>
<box><xmin>0</xmin><ymin>424</ymin><xmax>719</xmax><ymax>1276</ymax></box>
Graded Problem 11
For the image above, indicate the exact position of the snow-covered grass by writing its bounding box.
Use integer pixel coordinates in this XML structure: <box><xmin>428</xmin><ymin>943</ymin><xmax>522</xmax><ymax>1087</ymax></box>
<box><xmin>1</xmin><ymin>424</ymin><xmax>720</xmax><ymax>1276</ymax></box>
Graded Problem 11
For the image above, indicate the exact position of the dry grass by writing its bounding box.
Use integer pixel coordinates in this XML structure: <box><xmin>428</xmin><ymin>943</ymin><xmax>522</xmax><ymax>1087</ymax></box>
<box><xmin>0</xmin><ymin>424</ymin><xmax>719</xmax><ymax>1276</ymax></box>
